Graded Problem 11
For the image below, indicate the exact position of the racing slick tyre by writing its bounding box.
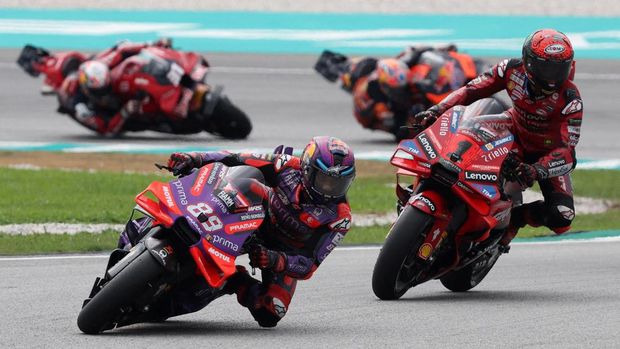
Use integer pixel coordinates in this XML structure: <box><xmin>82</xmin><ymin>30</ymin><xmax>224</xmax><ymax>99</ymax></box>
<box><xmin>440</xmin><ymin>247</ymin><xmax>502</xmax><ymax>292</ymax></box>
<box><xmin>77</xmin><ymin>251</ymin><xmax>164</xmax><ymax>334</ymax></box>
<box><xmin>372</xmin><ymin>206</ymin><xmax>434</xmax><ymax>300</ymax></box>
<box><xmin>208</xmin><ymin>96</ymin><xmax>252</xmax><ymax>139</ymax></box>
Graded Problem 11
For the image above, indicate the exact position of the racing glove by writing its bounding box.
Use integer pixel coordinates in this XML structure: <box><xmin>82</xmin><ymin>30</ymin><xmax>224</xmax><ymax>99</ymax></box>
<box><xmin>413</xmin><ymin>109</ymin><xmax>440</xmax><ymax>129</ymax></box>
<box><xmin>502</xmin><ymin>154</ymin><xmax>539</xmax><ymax>188</ymax></box>
<box><xmin>167</xmin><ymin>152</ymin><xmax>203</xmax><ymax>176</ymax></box>
<box><xmin>249</xmin><ymin>245</ymin><xmax>286</xmax><ymax>273</ymax></box>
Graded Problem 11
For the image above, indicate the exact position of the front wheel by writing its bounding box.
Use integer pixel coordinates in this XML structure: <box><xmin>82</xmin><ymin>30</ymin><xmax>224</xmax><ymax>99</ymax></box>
<box><xmin>440</xmin><ymin>247</ymin><xmax>502</xmax><ymax>292</ymax></box>
<box><xmin>206</xmin><ymin>96</ymin><xmax>252</xmax><ymax>139</ymax></box>
<box><xmin>77</xmin><ymin>250</ymin><xmax>164</xmax><ymax>334</ymax></box>
<box><xmin>372</xmin><ymin>206</ymin><xmax>434</xmax><ymax>300</ymax></box>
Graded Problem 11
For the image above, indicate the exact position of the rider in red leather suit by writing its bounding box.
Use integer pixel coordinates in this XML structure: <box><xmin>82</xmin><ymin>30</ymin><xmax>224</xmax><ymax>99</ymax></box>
<box><xmin>414</xmin><ymin>29</ymin><xmax>583</xmax><ymax>244</ymax></box>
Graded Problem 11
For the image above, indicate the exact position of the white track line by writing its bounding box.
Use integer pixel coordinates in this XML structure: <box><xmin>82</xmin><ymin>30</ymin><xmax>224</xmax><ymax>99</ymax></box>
<box><xmin>2</xmin><ymin>237</ymin><xmax>620</xmax><ymax>262</ymax></box>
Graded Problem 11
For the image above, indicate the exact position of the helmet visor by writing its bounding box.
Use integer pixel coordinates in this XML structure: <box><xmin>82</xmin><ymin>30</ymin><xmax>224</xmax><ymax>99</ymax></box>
<box><xmin>312</xmin><ymin>169</ymin><xmax>354</xmax><ymax>199</ymax></box>
<box><xmin>528</xmin><ymin>58</ymin><xmax>572</xmax><ymax>87</ymax></box>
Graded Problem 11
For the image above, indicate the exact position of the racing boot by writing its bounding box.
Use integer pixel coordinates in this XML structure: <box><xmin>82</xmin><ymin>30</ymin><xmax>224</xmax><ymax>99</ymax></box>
<box><xmin>500</xmin><ymin>200</ymin><xmax>546</xmax><ymax>247</ymax></box>
<box><xmin>222</xmin><ymin>265</ymin><xmax>260</xmax><ymax>302</ymax></box>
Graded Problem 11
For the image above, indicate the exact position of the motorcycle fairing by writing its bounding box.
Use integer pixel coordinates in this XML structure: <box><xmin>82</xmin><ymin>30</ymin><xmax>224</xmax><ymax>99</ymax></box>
<box><xmin>135</xmin><ymin>163</ymin><xmax>267</xmax><ymax>288</ymax></box>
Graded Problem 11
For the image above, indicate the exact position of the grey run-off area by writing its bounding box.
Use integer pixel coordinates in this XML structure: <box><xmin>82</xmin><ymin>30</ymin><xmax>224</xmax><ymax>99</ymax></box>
<box><xmin>1</xmin><ymin>243</ymin><xmax>619</xmax><ymax>348</ymax></box>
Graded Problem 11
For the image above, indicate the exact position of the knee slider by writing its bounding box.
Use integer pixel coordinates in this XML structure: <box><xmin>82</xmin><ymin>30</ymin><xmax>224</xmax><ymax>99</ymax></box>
<box><xmin>548</xmin><ymin>204</ymin><xmax>574</xmax><ymax>234</ymax></box>
<box><xmin>250</xmin><ymin>296</ymin><xmax>288</xmax><ymax>328</ymax></box>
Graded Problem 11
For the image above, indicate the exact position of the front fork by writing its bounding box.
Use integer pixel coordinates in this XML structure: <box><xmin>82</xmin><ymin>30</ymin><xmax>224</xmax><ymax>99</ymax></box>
<box><xmin>407</xmin><ymin>190</ymin><xmax>452</xmax><ymax>263</ymax></box>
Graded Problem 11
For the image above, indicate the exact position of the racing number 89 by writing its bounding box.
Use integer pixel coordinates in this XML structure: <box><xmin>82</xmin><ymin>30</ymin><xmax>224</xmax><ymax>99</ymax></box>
<box><xmin>187</xmin><ymin>202</ymin><xmax>223</xmax><ymax>232</ymax></box>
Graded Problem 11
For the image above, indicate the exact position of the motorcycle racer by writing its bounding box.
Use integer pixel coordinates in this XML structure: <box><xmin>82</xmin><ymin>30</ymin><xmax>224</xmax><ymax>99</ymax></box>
<box><xmin>413</xmin><ymin>29</ymin><xmax>582</xmax><ymax>245</ymax></box>
<box><xmin>315</xmin><ymin>45</ymin><xmax>479</xmax><ymax>139</ymax></box>
<box><xmin>119</xmin><ymin>136</ymin><xmax>355</xmax><ymax>327</ymax></box>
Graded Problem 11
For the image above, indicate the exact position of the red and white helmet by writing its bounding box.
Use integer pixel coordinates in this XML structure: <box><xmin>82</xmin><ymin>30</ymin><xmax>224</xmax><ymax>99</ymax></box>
<box><xmin>522</xmin><ymin>29</ymin><xmax>574</xmax><ymax>92</ymax></box>
<box><xmin>78</xmin><ymin>60</ymin><xmax>111</xmax><ymax>97</ymax></box>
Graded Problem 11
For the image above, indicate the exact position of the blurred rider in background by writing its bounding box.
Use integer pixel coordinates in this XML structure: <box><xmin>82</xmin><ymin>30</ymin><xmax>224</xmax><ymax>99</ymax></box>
<box><xmin>315</xmin><ymin>45</ymin><xmax>480</xmax><ymax>140</ymax></box>
<box><xmin>119</xmin><ymin>136</ymin><xmax>356</xmax><ymax>327</ymax></box>
<box><xmin>56</xmin><ymin>38</ymin><xmax>175</xmax><ymax>136</ymax></box>
<box><xmin>413</xmin><ymin>29</ymin><xmax>583</xmax><ymax>246</ymax></box>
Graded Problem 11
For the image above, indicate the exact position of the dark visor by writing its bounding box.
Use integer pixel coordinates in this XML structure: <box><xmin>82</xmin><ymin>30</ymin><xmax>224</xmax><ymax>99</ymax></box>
<box><xmin>529</xmin><ymin>58</ymin><xmax>571</xmax><ymax>84</ymax></box>
<box><xmin>313</xmin><ymin>170</ymin><xmax>354</xmax><ymax>198</ymax></box>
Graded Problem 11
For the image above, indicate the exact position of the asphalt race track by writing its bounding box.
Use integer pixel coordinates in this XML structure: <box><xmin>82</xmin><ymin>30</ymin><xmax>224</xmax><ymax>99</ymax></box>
<box><xmin>1</xmin><ymin>49</ymin><xmax>620</xmax><ymax>347</ymax></box>
<box><xmin>1</xmin><ymin>50</ymin><xmax>619</xmax><ymax>159</ymax></box>
<box><xmin>2</xmin><ymin>241</ymin><xmax>620</xmax><ymax>348</ymax></box>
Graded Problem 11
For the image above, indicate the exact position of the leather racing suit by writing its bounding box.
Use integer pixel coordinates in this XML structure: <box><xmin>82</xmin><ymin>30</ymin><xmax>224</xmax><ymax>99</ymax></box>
<box><xmin>426</xmin><ymin>58</ymin><xmax>583</xmax><ymax>236</ymax></box>
<box><xmin>340</xmin><ymin>46</ymin><xmax>478</xmax><ymax>135</ymax></box>
<box><xmin>118</xmin><ymin>151</ymin><xmax>352</xmax><ymax>327</ymax></box>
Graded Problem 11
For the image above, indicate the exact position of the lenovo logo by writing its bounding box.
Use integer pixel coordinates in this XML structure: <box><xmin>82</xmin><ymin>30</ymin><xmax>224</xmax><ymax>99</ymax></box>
<box><xmin>464</xmin><ymin>171</ymin><xmax>498</xmax><ymax>182</ymax></box>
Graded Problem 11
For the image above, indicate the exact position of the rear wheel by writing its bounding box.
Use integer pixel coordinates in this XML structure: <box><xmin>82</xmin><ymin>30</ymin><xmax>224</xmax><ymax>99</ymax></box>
<box><xmin>207</xmin><ymin>96</ymin><xmax>252</xmax><ymax>139</ymax></box>
<box><xmin>440</xmin><ymin>247</ymin><xmax>502</xmax><ymax>292</ymax></box>
<box><xmin>372</xmin><ymin>206</ymin><xmax>434</xmax><ymax>300</ymax></box>
<box><xmin>77</xmin><ymin>251</ymin><xmax>164</xmax><ymax>334</ymax></box>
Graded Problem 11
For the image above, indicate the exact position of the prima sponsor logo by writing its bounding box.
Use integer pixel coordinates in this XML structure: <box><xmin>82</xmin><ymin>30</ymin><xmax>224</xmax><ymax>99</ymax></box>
<box><xmin>482</xmin><ymin>146</ymin><xmax>509</xmax><ymax>162</ymax></box>
<box><xmin>224</xmin><ymin>219</ymin><xmax>261</xmax><ymax>234</ymax></box>
<box><xmin>161</xmin><ymin>185</ymin><xmax>176</xmax><ymax>208</ymax></box>
<box><xmin>191</xmin><ymin>166</ymin><xmax>210</xmax><ymax>196</ymax></box>
<box><xmin>464</xmin><ymin>171</ymin><xmax>498</xmax><ymax>182</ymax></box>
<box><xmin>208</xmin><ymin>247</ymin><xmax>231</xmax><ymax>262</ymax></box>
<box><xmin>212</xmin><ymin>235</ymin><xmax>239</xmax><ymax>252</ymax></box>
<box><xmin>172</xmin><ymin>179</ymin><xmax>188</xmax><ymax>206</ymax></box>
<box><xmin>210</xmin><ymin>196</ymin><xmax>228</xmax><ymax>213</ymax></box>
<box><xmin>417</xmin><ymin>133</ymin><xmax>437</xmax><ymax>159</ymax></box>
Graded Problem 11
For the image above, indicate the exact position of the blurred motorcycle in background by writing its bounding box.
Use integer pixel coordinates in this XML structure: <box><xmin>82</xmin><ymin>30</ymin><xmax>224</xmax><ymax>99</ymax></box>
<box><xmin>17</xmin><ymin>41</ymin><xmax>252</xmax><ymax>139</ymax></box>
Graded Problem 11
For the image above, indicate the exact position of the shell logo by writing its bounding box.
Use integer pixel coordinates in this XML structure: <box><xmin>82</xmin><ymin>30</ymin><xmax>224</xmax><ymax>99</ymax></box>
<box><xmin>417</xmin><ymin>243</ymin><xmax>433</xmax><ymax>260</ymax></box>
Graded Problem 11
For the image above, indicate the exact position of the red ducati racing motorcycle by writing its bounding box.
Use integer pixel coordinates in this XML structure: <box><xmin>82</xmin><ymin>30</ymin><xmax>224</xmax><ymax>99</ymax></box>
<box><xmin>17</xmin><ymin>44</ymin><xmax>252</xmax><ymax>139</ymax></box>
<box><xmin>372</xmin><ymin>98</ymin><xmax>522</xmax><ymax>300</ymax></box>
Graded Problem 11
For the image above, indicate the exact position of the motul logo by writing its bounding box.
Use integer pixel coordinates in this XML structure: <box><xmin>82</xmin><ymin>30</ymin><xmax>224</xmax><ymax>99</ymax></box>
<box><xmin>464</xmin><ymin>171</ymin><xmax>498</xmax><ymax>182</ymax></box>
<box><xmin>208</xmin><ymin>247</ymin><xmax>231</xmax><ymax>262</ymax></box>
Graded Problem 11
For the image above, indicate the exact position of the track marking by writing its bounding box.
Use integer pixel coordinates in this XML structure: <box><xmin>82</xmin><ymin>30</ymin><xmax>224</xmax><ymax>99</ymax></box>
<box><xmin>2</xmin><ymin>236</ymin><xmax>620</xmax><ymax>262</ymax></box>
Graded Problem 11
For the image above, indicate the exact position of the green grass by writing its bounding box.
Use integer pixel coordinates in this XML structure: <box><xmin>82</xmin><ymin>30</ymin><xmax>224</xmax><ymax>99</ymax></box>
<box><xmin>0</xmin><ymin>230</ymin><xmax>119</xmax><ymax>255</ymax></box>
<box><xmin>0</xmin><ymin>167</ymin><xmax>619</xmax><ymax>254</ymax></box>
<box><xmin>0</xmin><ymin>168</ymin><xmax>169</xmax><ymax>224</ymax></box>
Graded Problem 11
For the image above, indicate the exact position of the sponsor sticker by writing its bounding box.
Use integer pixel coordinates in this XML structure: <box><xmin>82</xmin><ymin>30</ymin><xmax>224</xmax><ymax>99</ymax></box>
<box><xmin>224</xmin><ymin>219</ymin><xmax>262</xmax><ymax>234</ymax></box>
<box><xmin>417</xmin><ymin>133</ymin><xmax>438</xmax><ymax>159</ymax></box>
<box><xmin>561</xmin><ymin>99</ymin><xmax>583</xmax><ymax>115</ymax></box>
<box><xmin>464</xmin><ymin>171</ymin><xmax>498</xmax><ymax>183</ymax></box>
<box><xmin>191</xmin><ymin>166</ymin><xmax>210</xmax><ymax>196</ymax></box>
<box><xmin>544</xmin><ymin>44</ymin><xmax>566</xmax><ymax>55</ymax></box>
<box><xmin>418</xmin><ymin>243</ymin><xmax>433</xmax><ymax>260</ymax></box>
<box><xmin>207</xmin><ymin>247</ymin><xmax>231</xmax><ymax>262</ymax></box>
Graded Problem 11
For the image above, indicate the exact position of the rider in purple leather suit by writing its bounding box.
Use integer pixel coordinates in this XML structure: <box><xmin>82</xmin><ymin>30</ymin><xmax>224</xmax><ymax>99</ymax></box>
<box><xmin>119</xmin><ymin>136</ymin><xmax>355</xmax><ymax>327</ymax></box>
